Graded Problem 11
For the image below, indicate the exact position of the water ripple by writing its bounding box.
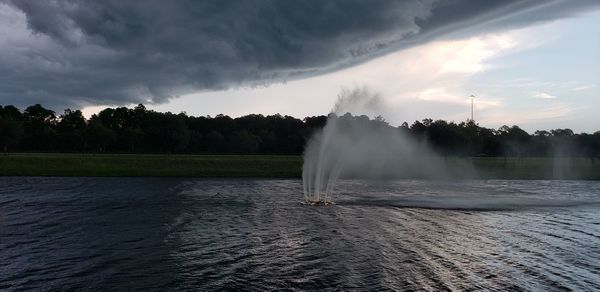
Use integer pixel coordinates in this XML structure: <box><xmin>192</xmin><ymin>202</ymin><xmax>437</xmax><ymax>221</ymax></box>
<box><xmin>0</xmin><ymin>177</ymin><xmax>599</xmax><ymax>290</ymax></box>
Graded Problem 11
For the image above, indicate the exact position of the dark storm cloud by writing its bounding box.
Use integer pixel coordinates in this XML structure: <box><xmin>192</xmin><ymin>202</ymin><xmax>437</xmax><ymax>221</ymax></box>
<box><xmin>1</xmin><ymin>0</ymin><xmax>598</xmax><ymax>108</ymax></box>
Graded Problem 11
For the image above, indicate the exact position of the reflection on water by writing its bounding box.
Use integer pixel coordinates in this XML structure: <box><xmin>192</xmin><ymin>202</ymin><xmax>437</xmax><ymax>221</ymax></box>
<box><xmin>1</xmin><ymin>178</ymin><xmax>599</xmax><ymax>290</ymax></box>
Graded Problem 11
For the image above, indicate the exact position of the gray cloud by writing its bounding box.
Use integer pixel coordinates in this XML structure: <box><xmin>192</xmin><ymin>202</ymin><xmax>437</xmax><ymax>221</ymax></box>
<box><xmin>0</xmin><ymin>0</ymin><xmax>598</xmax><ymax>109</ymax></box>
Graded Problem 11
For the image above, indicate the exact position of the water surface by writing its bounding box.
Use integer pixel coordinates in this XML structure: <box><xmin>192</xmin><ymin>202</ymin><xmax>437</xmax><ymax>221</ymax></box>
<box><xmin>1</xmin><ymin>178</ymin><xmax>599</xmax><ymax>290</ymax></box>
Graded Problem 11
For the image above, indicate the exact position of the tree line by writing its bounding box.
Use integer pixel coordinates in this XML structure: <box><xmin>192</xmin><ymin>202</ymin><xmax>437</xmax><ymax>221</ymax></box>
<box><xmin>1</xmin><ymin>104</ymin><xmax>599</xmax><ymax>158</ymax></box>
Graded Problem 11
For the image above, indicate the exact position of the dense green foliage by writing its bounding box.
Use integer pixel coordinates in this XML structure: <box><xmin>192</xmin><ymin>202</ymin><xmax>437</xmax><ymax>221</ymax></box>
<box><xmin>1</xmin><ymin>104</ymin><xmax>599</xmax><ymax>158</ymax></box>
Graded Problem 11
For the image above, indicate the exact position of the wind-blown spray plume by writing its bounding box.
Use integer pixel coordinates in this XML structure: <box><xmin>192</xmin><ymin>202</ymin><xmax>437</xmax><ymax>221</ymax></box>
<box><xmin>302</xmin><ymin>87</ymin><xmax>449</xmax><ymax>203</ymax></box>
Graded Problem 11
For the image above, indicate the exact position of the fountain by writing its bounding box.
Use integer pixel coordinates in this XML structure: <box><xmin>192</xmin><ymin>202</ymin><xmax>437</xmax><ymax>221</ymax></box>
<box><xmin>302</xmin><ymin>87</ymin><xmax>448</xmax><ymax>205</ymax></box>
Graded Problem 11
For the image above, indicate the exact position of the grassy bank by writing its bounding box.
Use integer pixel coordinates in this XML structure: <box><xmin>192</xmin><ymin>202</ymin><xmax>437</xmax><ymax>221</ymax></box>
<box><xmin>462</xmin><ymin>157</ymin><xmax>600</xmax><ymax>180</ymax></box>
<box><xmin>0</xmin><ymin>153</ymin><xmax>598</xmax><ymax>179</ymax></box>
<box><xmin>0</xmin><ymin>153</ymin><xmax>302</xmax><ymax>177</ymax></box>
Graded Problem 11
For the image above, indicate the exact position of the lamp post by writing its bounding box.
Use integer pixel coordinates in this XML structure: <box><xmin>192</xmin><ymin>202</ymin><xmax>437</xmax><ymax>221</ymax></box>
<box><xmin>470</xmin><ymin>94</ymin><xmax>475</xmax><ymax>121</ymax></box>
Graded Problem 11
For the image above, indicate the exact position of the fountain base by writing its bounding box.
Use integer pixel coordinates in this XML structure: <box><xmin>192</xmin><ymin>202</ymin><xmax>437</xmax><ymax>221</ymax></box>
<box><xmin>305</xmin><ymin>200</ymin><xmax>334</xmax><ymax>206</ymax></box>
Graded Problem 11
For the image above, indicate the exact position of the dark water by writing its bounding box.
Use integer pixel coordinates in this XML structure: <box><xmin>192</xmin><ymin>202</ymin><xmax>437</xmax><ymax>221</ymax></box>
<box><xmin>1</xmin><ymin>178</ymin><xmax>599</xmax><ymax>291</ymax></box>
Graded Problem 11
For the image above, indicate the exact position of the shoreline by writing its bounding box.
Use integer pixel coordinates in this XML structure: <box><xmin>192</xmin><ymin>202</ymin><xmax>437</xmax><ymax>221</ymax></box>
<box><xmin>0</xmin><ymin>153</ymin><xmax>598</xmax><ymax>179</ymax></box>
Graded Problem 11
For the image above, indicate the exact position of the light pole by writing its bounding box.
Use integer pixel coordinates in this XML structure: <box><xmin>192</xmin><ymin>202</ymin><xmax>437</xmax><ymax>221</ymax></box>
<box><xmin>470</xmin><ymin>94</ymin><xmax>475</xmax><ymax>121</ymax></box>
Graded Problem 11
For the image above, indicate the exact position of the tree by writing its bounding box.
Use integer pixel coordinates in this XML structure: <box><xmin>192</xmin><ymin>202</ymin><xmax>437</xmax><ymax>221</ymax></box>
<box><xmin>550</xmin><ymin>128</ymin><xmax>575</xmax><ymax>157</ymax></box>
<box><xmin>410</xmin><ymin>120</ymin><xmax>427</xmax><ymax>137</ymax></box>
<box><xmin>0</xmin><ymin>105</ymin><xmax>24</xmax><ymax>152</ymax></box>
<box><xmin>498</xmin><ymin>125</ymin><xmax>530</xmax><ymax>157</ymax></box>
<box><xmin>205</xmin><ymin>131</ymin><xmax>225</xmax><ymax>153</ymax></box>
<box><xmin>257</xmin><ymin>130</ymin><xmax>278</xmax><ymax>154</ymax></box>
<box><xmin>228</xmin><ymin>130</ymin><xmax>261</xmax><ymax>154</ymax></box>
<box><xmin>0</xmin><ymin>105</ymin><xmax>22</xmax><ymax>120</ymax></box>
<box><xmin>0</xmin><ymin>117</ymin><xmax>24</xmax><ymax>152</ymax></box>
<box><xmin>551</xmin><ymin>128</ymin><xmax>574</xmax><ymax>137</ymax></box>
<box><xmin>1</xmin><ymin>103</ymin><xmax>598</xmax><ymax>157</ymax></box>
<box><xmin>143</xmin><ymin>112</ymin><xmax>190</xmax><ymax>152</ymax></box>
<box><xmin>22</xmin><ymin>104</ymin><xmax>57</xmax><ymax>151</ymax></box>
<box><xmin>23</xmin><ymin>104</ymin><xmax>56</xmax><ymax>126</ymax></box>
<box><xmin>86</xmin><ymin>120</ymin><xmax>115</xmax><ymax>152</ymax></box>
<box><xmin>187</xmin><ymin>131</ymin><xmax>204</xmax><ymax>153</ymax></box>
<box><xmin>57</xmin><ymin>109</ymin><xmax>87</xmax><ymax>152</ymax></box>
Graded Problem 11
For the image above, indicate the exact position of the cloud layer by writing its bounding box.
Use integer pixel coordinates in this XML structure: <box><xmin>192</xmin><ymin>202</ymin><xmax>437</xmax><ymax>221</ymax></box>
<box><xmin>1</xmin><ymin>0</ymin><xmax>598</xmax><ymax>108</ymax></box>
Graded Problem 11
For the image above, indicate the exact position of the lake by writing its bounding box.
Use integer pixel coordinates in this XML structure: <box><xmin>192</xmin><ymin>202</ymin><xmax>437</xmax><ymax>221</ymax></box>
<box><xmin>1</xmin><ymin>177</ymin><xmax>599</xmax><ymax>290</ymax></box>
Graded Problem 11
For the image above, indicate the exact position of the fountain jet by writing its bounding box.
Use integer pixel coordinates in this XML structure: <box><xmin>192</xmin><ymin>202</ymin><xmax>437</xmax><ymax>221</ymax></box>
<box><xmin>302</xmin><ymin>87</ymin><xmax>450</xmax><ymax>204</ymax></box>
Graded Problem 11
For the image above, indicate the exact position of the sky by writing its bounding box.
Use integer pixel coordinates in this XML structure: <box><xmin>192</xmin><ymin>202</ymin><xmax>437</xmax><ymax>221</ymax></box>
<box><xmin>1</xmin><ymin>0</ymin><xmax>599</xmax><ymax>133</ymax></box>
